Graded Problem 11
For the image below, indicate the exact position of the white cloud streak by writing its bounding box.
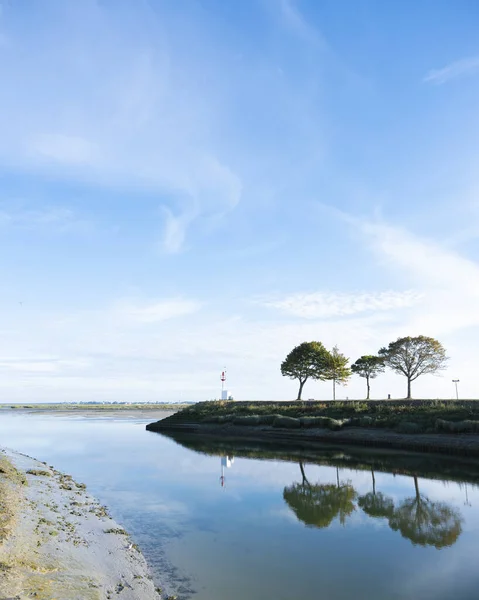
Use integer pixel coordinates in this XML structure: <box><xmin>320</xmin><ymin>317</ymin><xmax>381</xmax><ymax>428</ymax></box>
<box><xmin>113</xmin><ymin>298</ymin><xmax>201</xmax><ymax>324</ymax></box>
<box><xmin>279</xmin><ymin>0</ymin><xmax>323</xmax><ymax>47</ymax></box>
<box><xmin>354</xmin><ymin>217</ymin><xmax>479</xmax><ymax>336</ymax></box>
<box><xmin>262</xmin><ymin>290</ymin><xmax>422</xmax><ymax>319</ymax></box>
<box><xmin>0</xmin><ymin>204</ymin><xmax>91</xmax><ymax>233</ymax></box>
<box><xmin>0</xmin><ymin>2</ymin><xmax>242</xmax><ymax>253</ymax></box>
<box><xmin>424</xmin><ymin>56</ymin><xmax>479</xmax><ymax>84</ymax></box>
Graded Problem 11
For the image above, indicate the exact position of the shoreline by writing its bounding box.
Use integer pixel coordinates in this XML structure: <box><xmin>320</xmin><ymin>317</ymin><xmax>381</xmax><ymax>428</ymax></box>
<box><xmin>0</xmin><ymin>448</ymin><xmax>161</xmax><ymax>600</ymax></box>
<box><xmin>146</xmin><ymin>421</ymin><xmax>479</xmax><ymax>457</ymax></box>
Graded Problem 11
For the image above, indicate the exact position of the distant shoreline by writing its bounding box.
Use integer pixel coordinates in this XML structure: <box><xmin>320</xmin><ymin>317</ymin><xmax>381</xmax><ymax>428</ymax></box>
<box><xmin>1</xmin><ymin>402</ymin><xmax>192</xmax><ymax>411</ymax></box>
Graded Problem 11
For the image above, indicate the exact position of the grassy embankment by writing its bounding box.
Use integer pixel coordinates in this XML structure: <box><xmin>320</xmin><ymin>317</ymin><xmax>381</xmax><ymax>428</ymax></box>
<box><xmin>151</xmin><ymin>399</ymin><xmax>479</xmax><ymax>435</ymax></box>
<box><xmin>2</xmin><ymin>402</ymin><xmax>192</xmax><ymax>411</ymax></box>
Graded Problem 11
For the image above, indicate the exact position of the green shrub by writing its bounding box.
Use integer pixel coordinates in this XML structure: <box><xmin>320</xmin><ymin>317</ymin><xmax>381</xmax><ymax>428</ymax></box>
<box><xmin>257</xmin><ymin>414</ymin><xmax>282</xmax><ymax>425</ymax></box>
<box><xmin>395</xmin><ymin>422</ymin><xmax>423</xmax><ymax>434</ymax></box>
<box><xmin>272</xmin><ymin>416</ymin><xmax>301</xmax><ymax>429</ymax></box>
<box><xmin>435</xmin><ymin>419</ymin><xmax>479</xmax><ymax>433</ymax></box>
<box><xmin>300</xmin><ymin>416</ymin><xmax>332</xmax><ymax>428</ymax></box>
<box><xmin>300</xmin><ymin>416</ymin><xmax>344</xmax><ymax>430</ymax></box>
<box><xmin>202</xmin><ymin>414</ymin><xmax>234</xmax><ymax>424</ymax></box>
<box><xmin>233</xmin><ymin>415</ymin><xmax>261</xmax><ymax>426</ymax></box>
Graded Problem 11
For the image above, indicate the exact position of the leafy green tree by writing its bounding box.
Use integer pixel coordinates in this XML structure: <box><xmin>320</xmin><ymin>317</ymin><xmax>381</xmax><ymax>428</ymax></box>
<box><xmin>358</xmin><ymin>469</ymin><xmax>395</xmax><ymax>519</ymax></box>
<box><xmin>388</xmin><ymin>476</ymin><xmax>462</xmax><ymax>549</ymax></box>
<box><xmin>323</xmin><ymin>346</ymin><xmax>351</xmax><ymax>401</ymax></box>
<box><xmin>351</xmin><ymin>355</ymin><xmax>385</xmax><ymax>399</ymax></box>
<box><xmin>281</xmin><ymin>341</ymin><xmax>331</xmax><ymax>400</ymax></box>
<box><xmin>283</xmin><ymin>462</ymin><xmax>356</xmax><ymax>528</ymax></box>
<box><xmin>334</xmin><ymin>467</ymin><xmax>356</xmax><ymax>525</ymax></box>
<box><xmin>378</xmin><ymin>336</ymin><xmax>448</xmax><ymax>399</ymax></box>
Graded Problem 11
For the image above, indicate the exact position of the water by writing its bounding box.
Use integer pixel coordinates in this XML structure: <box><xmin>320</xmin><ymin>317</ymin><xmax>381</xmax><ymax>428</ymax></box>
<box><xmin>1</xmin><ymin>411</ymin><xmax>479</xmax><ymax>599</ymax></box>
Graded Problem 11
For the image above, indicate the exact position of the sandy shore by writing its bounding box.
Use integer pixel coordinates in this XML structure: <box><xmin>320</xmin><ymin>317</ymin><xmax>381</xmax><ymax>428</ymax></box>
<box><xmin>0</xmin><ymin>448</ymin><xmax>161</xmax><ymax>600</ymax></box>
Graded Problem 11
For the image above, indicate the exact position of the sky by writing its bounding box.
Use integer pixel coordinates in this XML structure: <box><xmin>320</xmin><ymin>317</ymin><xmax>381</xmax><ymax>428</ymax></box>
<box><xmin>0</xmin><ymin>0</ymin><xmax>479</xmax><ymax>403</ymax></box>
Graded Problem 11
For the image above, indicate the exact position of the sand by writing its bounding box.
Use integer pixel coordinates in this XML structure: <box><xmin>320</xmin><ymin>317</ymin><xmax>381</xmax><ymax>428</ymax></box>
<box><xmin>0</xmin><ymin>448</ymin><xmax>162</xmax><ymax>600</ymax></box>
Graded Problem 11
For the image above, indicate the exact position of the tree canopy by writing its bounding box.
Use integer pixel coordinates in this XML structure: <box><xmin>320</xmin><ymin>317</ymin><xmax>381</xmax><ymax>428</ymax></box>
<box><xmin>280</xmin><ymin>341</ymin><xmax>331</xmax><ymax>400</ymax></box>
<box><xmin>283</xmin><ymin>462</ymin><xmax>356</xmax><ymax>528</ymax></box>
<box><xmin>388</xmin><ymin>476</ymin><xmax>462</xmax><ymax>549</ymax></box>
<box><xmin>378</xmin><ymin>336</ymin><xmax>448</xmax><ymax>399</ymax></box>
<box><xmin>351</xmin><ymin>355</ymin><xmax>385</xmax><ymax>399</ymax></box>
<box><xmin>357</xmin><ymin>470</ymin><xmax>394</xmax><ymax>519</ymax></box>
<box><xmin>323</xmin><ymin>346</ymin><xmax>351</xmax><ymax>401</ymax></box>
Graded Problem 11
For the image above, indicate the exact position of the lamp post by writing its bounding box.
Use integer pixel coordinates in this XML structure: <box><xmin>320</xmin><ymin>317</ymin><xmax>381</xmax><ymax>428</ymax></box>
<box><xmin>452</xmin><ymin>379</ymin><xmax>460</xmax><ymax>401</ymax></box>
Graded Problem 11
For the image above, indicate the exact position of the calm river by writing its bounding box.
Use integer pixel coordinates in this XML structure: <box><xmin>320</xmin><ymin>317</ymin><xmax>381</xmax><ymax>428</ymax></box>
<box><xmin>1</xmin><ymin>410</ymin><xmax>479</xmax><ymax>599</ymax></box>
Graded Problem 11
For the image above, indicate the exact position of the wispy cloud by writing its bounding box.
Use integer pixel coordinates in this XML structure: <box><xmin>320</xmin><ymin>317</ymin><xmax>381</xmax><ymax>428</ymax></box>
<box><xmin>424</xmin><ymin>56</ymin><xmax>479</xmax><ymax>84</ymax></box>
<box><xmin>0</xmin><ymin>2</ymin><xmax>242</xmax><ymax>253</ymax></box>
<box><xmin>0</xmin><ymin>357</ymin><xmax>90</xmax><ymax>374</ymax></box>
<box><xmin>29</xmin><ymin>133</ymin><xmax>99</xmax><ymax>165</ymax></box>
<box><xmin>0</xmin><ymin>204</ymin><xmax>91</xmax><ymax>233</ymax></box>
<box><xmin>261</xmin><ymin>290</ymin><xmax>422</xmax><ymax>319</ymax></box>
<box><xmin>356</xmin><ymin>217</ymin><xmax>479</xmax><ymax>334</ymax></box>
<box><xmin>113</xmin><ymin>298</ymin><xmax>201</xmax><ymax>324</ymax></box>
<box><xmin>278</xmin><ymin>0</ymin><xmax>323</xmax><ymax>46</ymax></box>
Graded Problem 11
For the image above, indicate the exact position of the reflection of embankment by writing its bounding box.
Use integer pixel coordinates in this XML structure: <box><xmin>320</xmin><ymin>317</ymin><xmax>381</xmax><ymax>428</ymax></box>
<box><xmin>284</xmin><ymin>462</ymin><xmax>463</xmax><ymax>549</ymax></box>
<box><xmin>157</xmin><ymin>430</ymin><xmax>479</xmax><ymax>488</ymax></box>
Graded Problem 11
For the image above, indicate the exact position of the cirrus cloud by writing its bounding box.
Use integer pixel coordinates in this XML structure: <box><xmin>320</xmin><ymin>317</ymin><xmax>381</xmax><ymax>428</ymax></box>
<box><xmin>261</xmin><ymin>290</ymin><xmax>422</xmax><ymax>319</ymax></box>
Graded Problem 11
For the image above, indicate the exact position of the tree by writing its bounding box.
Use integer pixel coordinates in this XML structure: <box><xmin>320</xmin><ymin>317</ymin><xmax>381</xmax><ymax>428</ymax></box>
<box><xmin>378</xmin><ymin>336</ymin><xmax>448</xmax><ymax>399</ymax></box>
<box><xmin>351</xmin><ymin>355</ymin><xmax>385</xmax><ymax>400</ymax></box>
<box><xmin>323</xmin><ymin>346</ymin><xmax>351</xmax><ymax>401</ymax></box>
<box><xmin>358</xmin><ymin>469</ymin><xmax>395</xmax><ymax>519</ymax></box>
<box><xmin>388</xmin><ymin>476</ymin><xmax>462</xmax><ymax>549</ymax></box>
<box><xmin>283</xmin><ymin>462</ymin><xmax>356</xmax><ymax>528</ymax></box>
<box><xmin>281</xmin><ymin>341</ymin><xmax>331</xmax><ymax>400</ymax></box>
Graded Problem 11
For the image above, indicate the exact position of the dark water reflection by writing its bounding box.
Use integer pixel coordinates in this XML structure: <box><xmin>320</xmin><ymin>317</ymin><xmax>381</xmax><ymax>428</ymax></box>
<box><xmin>284</xmin><ymin>461</ymin><xmax>461</xmax><ymax>549</ymax></box>
<box><xmin>1</xmin><ymin>412</ymin><xmax>479</xmax><ymax>599</ymax></box>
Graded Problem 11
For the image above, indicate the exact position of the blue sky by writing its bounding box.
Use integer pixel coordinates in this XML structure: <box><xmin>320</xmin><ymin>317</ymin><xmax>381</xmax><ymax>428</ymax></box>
<box><xmin>1</xmin><ymin>0</ymin><xmax>479</xmax><ymax>402</ymax></box>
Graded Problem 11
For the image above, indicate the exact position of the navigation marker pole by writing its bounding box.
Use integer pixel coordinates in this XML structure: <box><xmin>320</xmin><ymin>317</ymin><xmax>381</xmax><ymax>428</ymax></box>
<box><xmin>221</xmin><ymin>368</ymin><xmax>227</xmax><ymax>400</ymax></box>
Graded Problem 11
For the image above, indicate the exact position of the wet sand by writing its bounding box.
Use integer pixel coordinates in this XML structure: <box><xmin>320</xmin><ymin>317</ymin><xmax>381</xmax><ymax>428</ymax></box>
<box><xmin>0</xmin><ymin>448</ymin><xmax>161</xmax><ymax>600</ymax></box>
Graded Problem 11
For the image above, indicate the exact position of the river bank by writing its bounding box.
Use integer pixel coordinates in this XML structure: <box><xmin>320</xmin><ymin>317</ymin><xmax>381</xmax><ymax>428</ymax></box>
<box><xmin>146</xmin><ymin>400</ymin><xmax>479</xmax><ymax>457</ymax></box>
<box><xmin>0</xmin><ymin>448</ymin><xmax>161</xmax><ymax>600</ymax></box>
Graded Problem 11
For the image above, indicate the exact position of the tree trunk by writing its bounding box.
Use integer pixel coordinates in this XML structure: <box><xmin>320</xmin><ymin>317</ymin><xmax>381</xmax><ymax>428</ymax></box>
<box><xmin>333</xmin><ymin>378</ymin><xmax>336</xmax><ymax>401</ymax></box>
<box><xmin>336</xmin><ymin>467</ymin><xmax>340</xmax><ymax>488</ymax></box>
<box><xmin>297</xmin><ymin>379</ymin><xmax>305</xmax><ymax>400</ymax></box>
<box><xmin>371</xmin><ymin>468</ymin><xmax>376</xmax><ymax>496</ymax></box>
<box><xmin>414</xmin><ymin>475</ymin><xmax>420</xmax><ymax>500</ymax></box>
<box><xmin>366</xmin><ymin>376</ymin><xmax>370</xmax><ymax>400</ymax></box>
<box><xmin>299</xmin><ymin>461</ymin><xmax>308</xmax><ymax>486</ymax></box>
<box><xmin>407</xmin><ymin>377</ymin><xmax>412</xmax><ymax>399</ymax></box>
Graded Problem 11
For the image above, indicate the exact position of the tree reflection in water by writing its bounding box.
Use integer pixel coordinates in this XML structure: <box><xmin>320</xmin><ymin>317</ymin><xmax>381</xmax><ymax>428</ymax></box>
<box><xmin>284</xmin><ymin>464</ymin><xmax>463</xmax><ymax>549</ymax></box>
<box><xmin>358</xmin><ymin>469</ymin><xmax>395</xmax><ymax>519</ymax></box>
<box><xmin>283</xmin><ymin>462</ymin><xmax>356</xmax><ymax>528</ymax></box>
<box><xmin>388</xmin><ymin>475</ymin><xmax>463</xmax><ymax>549</ymax></box>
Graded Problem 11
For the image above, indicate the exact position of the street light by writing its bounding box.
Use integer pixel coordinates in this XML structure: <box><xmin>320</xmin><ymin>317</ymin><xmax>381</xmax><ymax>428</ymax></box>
<box><xmin>452</xmin><ymin>379</ymin><xmax>460</xmax><ymax>401</ymax></box>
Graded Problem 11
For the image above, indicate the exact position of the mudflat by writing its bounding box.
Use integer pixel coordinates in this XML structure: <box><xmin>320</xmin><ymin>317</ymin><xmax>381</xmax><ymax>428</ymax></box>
<box><xmin>0</xmin><ymin>448</ymin><xmax>161</xmax><ymax>600</ymax></box>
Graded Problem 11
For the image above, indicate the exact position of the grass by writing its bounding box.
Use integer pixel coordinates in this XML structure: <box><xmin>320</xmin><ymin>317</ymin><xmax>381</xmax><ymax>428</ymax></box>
<box><xmin>0</xmin><ymin>455</ymin><xmax>27</xmax><ymax>544</ymax></box>
<box><xmin>0</xmin><ymin>455</ymin><xmax>28</xmax><ymax>486</ymax></box>
<box><xmin>104</xmin><ymin>528</ymin><xmax>127</xmax><ymax>535</ymax></box>
<box><xmin>149</xmin><ymin>399</ymin><xmax>479</xmax><ymax>435</ymax></box>
<box><xmin>26</xmin><ymin>469</ymin><xmax>51</xmax><ymax>477</ymax></box>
